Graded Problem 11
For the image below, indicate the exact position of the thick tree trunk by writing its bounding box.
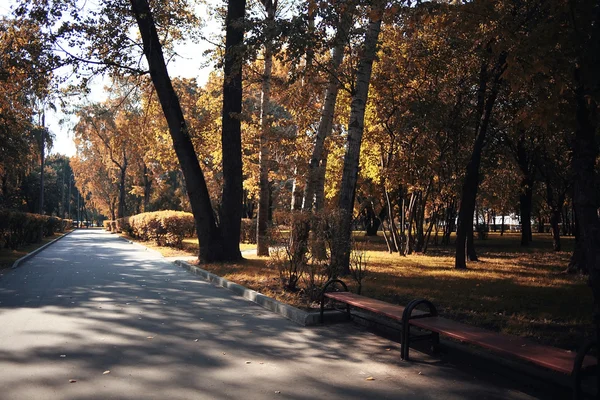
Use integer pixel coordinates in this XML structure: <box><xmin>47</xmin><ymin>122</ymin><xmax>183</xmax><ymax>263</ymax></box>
<box><xmin>219</xmin><ymin>0</ymin><xmax>246</xmax><ymax>261</ymax></box>
<box><xmin>331</xmin><ymin>2</ymin><xmax>384</xmax><ymax>275</ymax></box>
<box><xmin>455</xmin><ymin>52</ymin><xmax>506</xmax><ymax>269</ymax></box>
<box><xmin>515</xmin><ymin>129</ymin><xmax>535</xmax><ymax>245</ymax></box>
<box><xmin>130</xmin><ymin>0</ymin><xmax>225</xmax><ymax>262</ymax></box>
<box><xmin>256</xmin><ymin>2</ymin><xmax>275</xmax><ymax>256</ymax></box>
<box><xmin>364</xmin><ymin>203</ymin><xmax>383</xmax><ymax>236</ymax></box>
<box><xmin>569</xmin><ymin>2</ymin><xmax>600</xmax><ymax>355</ymax></box>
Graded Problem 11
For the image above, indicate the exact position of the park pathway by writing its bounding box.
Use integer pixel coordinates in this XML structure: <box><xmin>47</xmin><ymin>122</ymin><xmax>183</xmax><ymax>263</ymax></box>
<box><xmin>0</xmin><ymin>229</ymin><xmax>542</xmax><ymax>399</ymax></box>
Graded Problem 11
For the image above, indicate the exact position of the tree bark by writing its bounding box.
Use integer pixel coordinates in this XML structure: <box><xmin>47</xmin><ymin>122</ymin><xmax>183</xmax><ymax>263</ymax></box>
<box><xmin>519</xmin><ymin>179</ymin><xmax>533</xmax><ymax>245</ymax></box>
<box><xmin>130</xmin><ymin>0</ymin><xmax>224</xmax><ymax>262</ymax></box>
<box><xmin>117</xmin><ymin>154</ymin><xmax>127</xmax><ymax>218</ymax></box>
<box><xmin>568</xmin><ymin>2</ymin><xmax>600</xmax><ymax>352</ymax></box>
<box><xmin>455</xmin><ymin>51</ymin><xmax>507</xmax><ymax>269</ymax></box>
<box><xmin>219</xmin><ymin>0</ymin><xmax>247</xmax><ymax>261</ymax></box>
<box><xmin>143</xmin><ymin>163</ymin><xmax>151</xmax><ymax>212</ymax></box>
<box><xmin>302</xmin><ymin>5</ymin><xmax>355</xmax><ymax>212</ymax></box>
<box><xmin>331</xmin><ymin>1</ymin><xmax>384</xmax><ymax>275</ymax></box>
<box><xmin>256</xmin><ymin>0</ymin><xmax>276</xmax><ymax>256</ymax></box>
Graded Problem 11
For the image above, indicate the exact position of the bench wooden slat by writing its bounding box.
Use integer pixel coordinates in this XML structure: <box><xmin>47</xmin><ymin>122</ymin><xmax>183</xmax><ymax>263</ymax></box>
<box><xmin>325</xmin><ymin>292</ymin><xmax>406</xmax><ymax>321</ymax></box>
<box><xmin>410</xmin><ymin>316</ymin><xmax>596</xmax><ymax>374</ymax></box>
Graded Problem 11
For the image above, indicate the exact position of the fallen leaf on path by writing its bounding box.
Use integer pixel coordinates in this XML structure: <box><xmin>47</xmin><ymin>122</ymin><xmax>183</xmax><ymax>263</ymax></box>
<box><xmin>69</xmin><ymin>379</ymin><xmax>77</xmax><ymax>383</ymax></box>
<box><xmin>275</xmin><ymin>391</ymin><xmax>281</xmax><ymax>394</ymax></box>
<box><xmin>103</xmin><ymin>371</ymin><xmax>110</xmax><ymax>375</ymax></box>
<box><xmin>146</xmin><ymin>336</ymin><xmax>154</xmax><ymax>339</ymax></box>
<box><xmin>194</xmin><ymin>339</ymin><xmax>199</xmax><ymax>342</ymax></box>
<box><xmin>366</xmin><ymin>377</ymin><xmax>375</xmax><ymax>381</ymax></box>
<box><xmin>245</xmin><ymin>361</ymin><xmax>251</xmax><ymax>364</ymax></box>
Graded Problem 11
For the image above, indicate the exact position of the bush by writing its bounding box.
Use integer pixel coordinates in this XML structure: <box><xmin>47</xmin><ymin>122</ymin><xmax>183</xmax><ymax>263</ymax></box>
<box><xmin>240</xmin><ymin>219</ymin><xmax>257</xmax><ymax>244</ymax></box>
<box><xmin>124</xmin><ymin>211</ymin><xmax>195</xmax><ymax>248</ymax></box>
<box><xmin>0</xmin><ymin>210</ymin><xmax>70</xmax><ymax>250</ymax></box>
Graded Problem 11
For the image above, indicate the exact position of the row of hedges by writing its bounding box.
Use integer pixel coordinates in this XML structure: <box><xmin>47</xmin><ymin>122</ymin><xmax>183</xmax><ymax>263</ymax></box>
<box><xmin>104</xmin><ymin>213</ymin><xmax>259</xmax><ymax>247</ymax></box>
<box><xmin>104</xmin><ymin>211</ymin><xmax>196</xmax><ymax>248</ymax></box>
<box><xmin>0</xmin><ymin>210</ymin><xmax>72</xmax><ymax>250</ymax></box>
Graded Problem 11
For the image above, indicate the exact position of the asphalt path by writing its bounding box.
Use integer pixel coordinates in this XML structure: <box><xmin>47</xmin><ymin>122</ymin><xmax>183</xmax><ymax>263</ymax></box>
<box><xmin>0</xmin><ymin>229</ymin><xmax>541</xmax><ymax>400</ymax></box>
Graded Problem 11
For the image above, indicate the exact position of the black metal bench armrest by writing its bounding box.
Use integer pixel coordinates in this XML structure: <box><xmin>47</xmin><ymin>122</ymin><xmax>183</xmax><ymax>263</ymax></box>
<box><xmin>401</xmin><ymin>298</ymin><xmax>438</xmax><ymax>360</ymax></box>
<box><xmin>319</xmin><ymin>279</ymin><xmax>349</xmax><ymax>324</ymax></box>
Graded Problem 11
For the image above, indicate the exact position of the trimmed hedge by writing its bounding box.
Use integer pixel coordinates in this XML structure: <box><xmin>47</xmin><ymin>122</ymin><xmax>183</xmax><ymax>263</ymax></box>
<box><xmin>104</xmin><ymin>211</ymin><xmax>195</xmax><ymax>248</ymax></box>
<box><xmin>0</xmin><ymin>210</ymin><xmax>72</xmax><ymax>250</ymax></box>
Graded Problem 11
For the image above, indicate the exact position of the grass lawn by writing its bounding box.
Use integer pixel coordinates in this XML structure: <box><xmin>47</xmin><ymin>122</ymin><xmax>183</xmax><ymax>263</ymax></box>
<box><xmin>125</xmin><ymin>229</ymin><xmax>593</xmax><ymax>350</ymax></box>
<box><xmin>0</xmin><ymin>231</ymin><xmax>71</xmax><ymax>270</ymax></box>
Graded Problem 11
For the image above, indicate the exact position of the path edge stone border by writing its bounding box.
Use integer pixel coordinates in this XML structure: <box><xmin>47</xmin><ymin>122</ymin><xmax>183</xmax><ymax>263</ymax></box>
<box><xmin>11</xmin><ymin>229</ymin><xmax>76</xmax><ymax>270</ymax></box>
<box><xmin>173</xmin><ymin>259</ymin><xmax>343</xmax><ymax>326</ymax></box>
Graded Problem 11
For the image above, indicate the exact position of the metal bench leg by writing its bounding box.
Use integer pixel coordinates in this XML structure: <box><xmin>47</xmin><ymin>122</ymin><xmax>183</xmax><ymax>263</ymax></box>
<box><xmin>401</xmin><ymin>324</ymin><xmax>411</xmax><ymax>361</ymax></box>
<box><xmin>318</xmin><ymin>279</ymin><xmax>349</xmax><ymax>324</ymax></box>
<box><xmin>572</xmin><ymin>339</ymin><xmax>597</xmax><ymax>400</ymax></box>
<box><xmin>431</xmin><ymin>332</ymin><xmax>440</xmax><ymax>353</ymax></box>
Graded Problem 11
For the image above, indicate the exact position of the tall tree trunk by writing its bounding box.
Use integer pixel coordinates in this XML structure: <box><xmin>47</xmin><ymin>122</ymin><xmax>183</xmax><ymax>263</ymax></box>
<box><xmin>331</xmin><ymin>1</ymin><xmax>384</xmax><ymax>275</ymax></box>
<box><xmin>143</xmin><ymin>163</ymin><xmax>151</xmax><ymax>212</ymax></box>
<box><xmin>569</xmin><ymin>2</ymin><xmax>600</xmax><ymax>362</ymax></box>
<box><xmin>546</xmin><ymin>180</ymin><xmax>564</xmax><ymax>252</ymax></box>
<box><xmin>290</xmin><ymin>173</ymin><xmax>303</xmax><ymax>211</ymax></box>
<box><xmin>302</xmin><ymin>5</ymin><xmax>355</xmax><ymax>212</ymax></box>
<box><xmin>519</xmin><ymin>177</ymin><xmax>534</xmax><ymax>245</ymax></box>
<box><xmin>219</xmin><ymin>0</ymin><xmax>247</xmax><ymax>261</ymax></box>
<box><xmin>130</xmin><ymin>0</ymin><xmax>225</xmax><ymax>262</ymax></box>
<box><xmin>118</xmin><ymin>155</ymin><xmax>127</xmax><ymax>219</ymax></box>
<box><xmin>515</xmin><ymin>129</ymin><xmax>535</xmax><ymax>245</ymax></box>
<box><xmin>405</xmin><ymin>192</ymin><xmax>417</xmax><ymax>255</ymax></box>
<box><xmin>314</xmin><ymin>156</ymin><xmax>328</xmax><ymax>211</ymax></box>
<box><xmin>256</xmin><ymin>0</ymin><xmax>276</xmax><ymax>256</ymax></box>
<box><xmin>384</xmin><ymin>185</ymin><xmax>401</xmax><ymax>255</ymax></box>
<box><xmin>455</xmin><ymin>52</ymin><xmax>507</xmax><ymax>269</ymax></box>
<box><xmin>38</xmin><ymin>124</ymin><xmax>45</xmax><ymax>217</ymax></box>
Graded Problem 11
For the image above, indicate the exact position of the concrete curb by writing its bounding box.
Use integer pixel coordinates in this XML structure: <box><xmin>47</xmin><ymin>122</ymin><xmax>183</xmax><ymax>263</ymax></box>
<box><xmin>11</xmin><ymin>229</ymin><xmax>76</xmax><ymax>270</ymax></box>
<box><xmin>173</xmin><ymin>260</ymin><xmax>345</xmax><ymax>326</ymax></box>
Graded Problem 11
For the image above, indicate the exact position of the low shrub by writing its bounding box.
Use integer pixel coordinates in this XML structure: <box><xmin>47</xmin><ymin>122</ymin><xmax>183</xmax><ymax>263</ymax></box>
<box><xmin>124</xmin><ymin>211</ymin><xmax>195</xmax><ymax>248</ymax></box>
<box><xmin>115</xmin><ymin>217</ymin><xmax>131</xmax><ymax>235</ymax></box>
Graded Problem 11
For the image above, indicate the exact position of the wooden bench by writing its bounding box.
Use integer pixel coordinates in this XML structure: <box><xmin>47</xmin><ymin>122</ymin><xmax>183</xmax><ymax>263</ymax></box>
<box><xmin>319</xmin><ymin>281</ymin><xmax>598</xmax><ymax>398</ymax></box>
<box><xmin>401</xmin><ymin>298</ymin><xmax>598</xmax><ymax>399</ymax></box>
